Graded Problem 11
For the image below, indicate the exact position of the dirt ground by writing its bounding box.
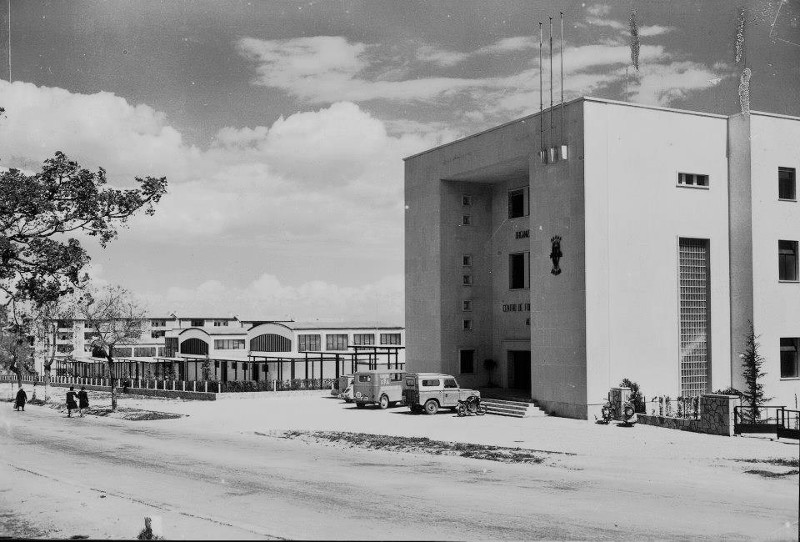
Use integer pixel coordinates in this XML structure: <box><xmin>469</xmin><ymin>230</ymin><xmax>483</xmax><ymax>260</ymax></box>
<box><xmin>1</xmin><ymin>384</ymin><xmax>798</xmax><ymax>540</ymax></box>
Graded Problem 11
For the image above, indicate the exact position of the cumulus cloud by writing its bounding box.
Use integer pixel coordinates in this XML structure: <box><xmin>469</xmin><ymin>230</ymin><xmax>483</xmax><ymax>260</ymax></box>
<box><xmin>237</xmin><ymin>33</ymin><xmax>724</xmax><ymax>123</ymax></box>
<box><xmin>139</xmin><ymin>273</ymin><xmax>404</xmax><ymax>324</ymax></box>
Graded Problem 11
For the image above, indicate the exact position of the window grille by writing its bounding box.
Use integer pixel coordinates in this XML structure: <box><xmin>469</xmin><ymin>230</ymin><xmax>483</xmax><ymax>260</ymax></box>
<box><xmin>679</xmin><ymin>238</ymin><xmax>711</xmax><ymax>396</ymax></box>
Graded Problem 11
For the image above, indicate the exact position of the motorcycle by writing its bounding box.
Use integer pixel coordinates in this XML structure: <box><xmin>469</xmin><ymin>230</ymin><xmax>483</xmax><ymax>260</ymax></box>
<box><xmin>456</xmin><ymin>395</ymin><xmax>486</xmax><ymax>417</ymax></box>
<box><xmin>595</xmin><ymin>398</ymin><xmax>637</xmax><ymax>426</ymax></box>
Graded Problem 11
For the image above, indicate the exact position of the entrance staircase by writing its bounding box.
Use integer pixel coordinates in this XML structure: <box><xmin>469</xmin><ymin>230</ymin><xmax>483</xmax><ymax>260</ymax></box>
<box><xmin>478</xmin><ymin>389</ymin><xmax>548</xmax><ymax>418</ymax></box>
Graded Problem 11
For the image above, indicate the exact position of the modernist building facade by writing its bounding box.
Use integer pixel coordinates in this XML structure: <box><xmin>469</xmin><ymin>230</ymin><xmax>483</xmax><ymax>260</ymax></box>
<box><xmin>42</xmin><ymin>316</ymin><xmax>404</xmax><ymax>382</ymax></box>
<box><xmin>405</xmin><ymin>97</ymin><xmax>799</xmax><ymax>419</ymax></box>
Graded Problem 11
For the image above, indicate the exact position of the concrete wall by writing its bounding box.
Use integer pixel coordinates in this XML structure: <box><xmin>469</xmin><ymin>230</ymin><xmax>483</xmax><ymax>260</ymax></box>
<box><xmin>747</xmin><ymin>113</ymin><xmax>800</xmax><ymax>408</ymax></box>
<box><xmin>529</xmin><ymin>100</ymin><xmax>588</xmax><ymax>418</ymax></box>
<box><xmin>727</xmin><ymin>113</ymin><xmax>755</xmax><ymax>394</ymax></box>
<box><xmin>440</xmin><ymin>180</ymin><xmax>494</xmax><ymax>387</ymax></box>
<box><xmin>583</xmin><ymin>101</ymin><xmax>731</xmax><ymax>416</ymax></box>
<box><xmin>490</xmin><ymin>179</ymin><xmax>531</xmax><ymax>390</ymax></box>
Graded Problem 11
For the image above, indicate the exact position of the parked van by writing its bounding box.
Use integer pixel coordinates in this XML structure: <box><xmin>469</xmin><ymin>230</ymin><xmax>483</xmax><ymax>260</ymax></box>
<box><xmin>332</xmin><ymin>375</ymin><xmax>354</xmax><ymax>403</ymax></box>
<box><xmin>353</xmin><ymin>370</ymin><xmax>405</xmax><ymax>409</ymax></box>
<box><xmin>403</xmin><ymin>373</ymin><xmax>480</xmax><ymax>415</ymax></box>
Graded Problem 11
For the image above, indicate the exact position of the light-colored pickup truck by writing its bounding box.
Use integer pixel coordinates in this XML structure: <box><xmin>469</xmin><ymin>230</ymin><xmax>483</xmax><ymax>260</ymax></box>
<box><xmin>402</xmin><ymin>373</ymin><xmax>480</xmax><ymax>415</ymax></box>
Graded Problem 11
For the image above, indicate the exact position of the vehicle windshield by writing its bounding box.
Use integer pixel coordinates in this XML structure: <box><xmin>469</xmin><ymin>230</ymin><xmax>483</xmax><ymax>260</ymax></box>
<box><xmin>405</xmin><ymin>377</ymin><xmax>415</xmax><ymax>387</ymax></box>
<box><xmin>444</xmin><ymin>378</ymin><xmax>458</xmax><ymax>389</ymax></box>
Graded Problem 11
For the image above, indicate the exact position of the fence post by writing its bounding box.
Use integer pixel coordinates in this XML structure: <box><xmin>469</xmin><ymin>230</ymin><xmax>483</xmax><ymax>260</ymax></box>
<box><xmin>193</xmin><ymin>381</ymin><xmax>196</xmax><ymax>392</ymax></box>
<box><xmin>182</xmin><ymin>381</ymin><xmax>185</xmax><ymax>392</ymax></box>
<box><xmin>204</xmin><ymin>381</ymin><xmax>208</xmax><ymax>393</ymax></box>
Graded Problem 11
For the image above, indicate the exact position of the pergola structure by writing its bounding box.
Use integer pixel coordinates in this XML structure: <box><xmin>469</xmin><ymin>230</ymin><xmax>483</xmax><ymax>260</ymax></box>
<box><xmin>54</xmin><ymin>346</ymin><xmax>405</xmax><ymax>384</ymax></box>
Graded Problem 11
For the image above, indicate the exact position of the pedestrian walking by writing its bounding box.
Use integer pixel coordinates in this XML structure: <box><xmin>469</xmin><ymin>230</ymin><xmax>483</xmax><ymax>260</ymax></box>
<box><xmin>77</xmin><ymin>386</ymin><xmax>89</xmax><ymax>417</ymax></box>
<box><xmin>14</xmin><ymin>387</ymin><xmax>27</xmax><ymax>411</ymax></box>
<box><xmin>66</xmin><ymin>386</ymin><xmax>78</xmax><ymax>418</ymax></box>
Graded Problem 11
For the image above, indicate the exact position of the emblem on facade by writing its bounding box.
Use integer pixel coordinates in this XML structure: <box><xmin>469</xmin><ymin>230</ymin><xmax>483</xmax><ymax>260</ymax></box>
<box><xmin>550</xmin><ymin>236</ymin><xmax>562</xmax><ymax>275</ymax></box>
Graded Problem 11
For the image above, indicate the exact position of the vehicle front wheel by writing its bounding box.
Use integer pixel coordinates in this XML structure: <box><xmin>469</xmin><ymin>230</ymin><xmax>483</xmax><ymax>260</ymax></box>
<box><xmin>379</xmin><ymin>395</ymin><xmax>389</xmax><ymax>409</ymax></box>
<box><xmin>424</xmin><ymin>399</ymin><xmax>439</xmax><ymax>415</ymax></box>
<box><xmin>356</xmin><ymin>402</ymin><xmax>365</xmax><ymax>409</ymax></box>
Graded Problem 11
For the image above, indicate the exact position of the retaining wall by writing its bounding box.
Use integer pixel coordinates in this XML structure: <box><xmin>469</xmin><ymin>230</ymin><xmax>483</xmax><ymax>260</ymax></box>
<box><xmin>637</xmin><ymin>394</ymin><xmax>739</xmax><ymax>436</ymax></box>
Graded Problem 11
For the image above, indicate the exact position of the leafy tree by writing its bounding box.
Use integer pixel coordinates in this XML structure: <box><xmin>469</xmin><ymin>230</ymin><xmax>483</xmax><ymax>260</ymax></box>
<box><xmin>27</xmin><ymin>297</ymin><xmax>77</xmax><ymax>400</ymax></box>
<box><xmin>740</xmin><ymin>320</ymin><xmax>771</xmax><ymax>420</ymax></box>
<box><xmin>77</xmin><ymin>285</ymin><xmax>144</xmax><ymax>411</ymax></box>
<box><xmin>0</xmin><ymin>310</ymin><xmax>34</xmax><ymax>388</ymax></box>
<box><xmin>0</xmin><ymin>151</ymin><xmax>166</xmax><ymax>310</ymax></box>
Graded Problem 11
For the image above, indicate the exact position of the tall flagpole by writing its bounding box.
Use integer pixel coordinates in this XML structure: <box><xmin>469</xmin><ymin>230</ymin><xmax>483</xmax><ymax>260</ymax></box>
<box><xmin>7</xmin><ymin>0</ymin><xmax>10</xmax><ymax>82</ymax></box>
<box><xmin>539</xmin><ymin>22</ymin><xmax>543</xmax><ymax>156</ymax></box>
<box><xmin>549</xmin><ymin>16</ymin><xmax>553</xmax><ymax>151</ymax></box>
<box><xmin>560</xmin><ymin>12</ymin><xmax>564</xmax><ymax>145</ymax></box>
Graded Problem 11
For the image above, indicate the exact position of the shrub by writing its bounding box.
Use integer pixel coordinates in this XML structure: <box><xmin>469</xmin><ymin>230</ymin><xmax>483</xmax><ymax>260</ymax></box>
<box><xmin>714</xmin><ymin>387</ymin><xmax>743</xmax><ymax>396</ymax></box>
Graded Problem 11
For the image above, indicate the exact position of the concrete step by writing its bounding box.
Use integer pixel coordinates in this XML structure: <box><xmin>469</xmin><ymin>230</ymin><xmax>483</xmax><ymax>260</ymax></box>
<box><xmin>481</xmin><ymin>398</ymin><xmax>548</xmax><ymax>418</ymax></box>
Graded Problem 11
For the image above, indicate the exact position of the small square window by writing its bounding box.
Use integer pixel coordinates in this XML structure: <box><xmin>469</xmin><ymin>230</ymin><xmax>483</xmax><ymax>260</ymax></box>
<box><xmin>780</xmin><ymin>338</ymin><xmax>799</xmax><ymax>378</ymax></box>
<box><xmin>462</xmin><ymin>215</ymin><xmax>471</xmax><ymax>225</ymax></box>
<box><xmin>462</xmin><ymin>300</ymin><xmax>472</xmax><ymax>311</ymax></box>
<box><xmin>462</xmin><ymin>195</ymin><xmax>472</xmax><ymax>206</ymax></box>
<box><xmin>508</xmin><ymin>187</ymin><xmax>528</xmax><ymax>218</ymax></box>
<box><xmin>462</xmin><ymin>254</ymin><xmax>472</xmax><ymax>267</ymax></box>
<box><xmin>779</xmin><ymin>240</ymin><xmax>798</xmax><ymax>281</ymax></box>
<box><xmin>463</xmin><ymin>319</ymin><xmax>473</xmax><ymax>330</ymax></box>
<box><xmin>779</xmin><ymin>167</ymin><xmax>796</xmax><ymax>200</ymax></box>
<box><xmin>678</xmin><ymin>172</ymin><xmax>709</xmax><ymax>188</ymax></box>
<box><xmin>463</xmin><ymin>274</ymin><xmax>472</xmax><ymax>286</ymax></box>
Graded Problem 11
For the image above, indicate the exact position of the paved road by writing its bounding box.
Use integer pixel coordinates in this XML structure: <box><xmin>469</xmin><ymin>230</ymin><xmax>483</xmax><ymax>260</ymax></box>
<box><xmin>1</xmin><ymin>403</ymin><xmax>796</xmax><ymax>540</ymax></box>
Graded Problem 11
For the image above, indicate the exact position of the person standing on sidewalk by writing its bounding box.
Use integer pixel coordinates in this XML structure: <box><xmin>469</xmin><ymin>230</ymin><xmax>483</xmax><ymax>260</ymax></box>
<box><xmin>65</xmin><ymin>386</ymin><xmax>78</xmax><ymax>418</ymax></box>
<box><xmin>77</xmin><ymin>386</ymin><xmax>89</xmax><ymax>417</ymax></box>
<box><xmin>14</xmin><ymin>387</ymin><xmax>27</xmax><ymax>411</ymax></box>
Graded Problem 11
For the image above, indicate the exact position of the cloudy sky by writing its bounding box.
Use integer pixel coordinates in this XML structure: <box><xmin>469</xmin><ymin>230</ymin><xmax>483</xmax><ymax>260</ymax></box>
<box><xmin>1</xmin><ymin>0</ymin><xmax>798</xmax><ymax>323</ymax></box>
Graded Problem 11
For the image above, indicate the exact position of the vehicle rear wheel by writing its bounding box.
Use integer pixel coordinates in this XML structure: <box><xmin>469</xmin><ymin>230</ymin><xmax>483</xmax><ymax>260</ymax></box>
<box><xmin>356</xmin><ymin>402</ymin><xmax>365</xmax><ymax>409</ymax></box>
<box><xmin>379</xmin><ymin>395</ymin><xmax>389</xmax><ymax>409</ymax></box>
<box><xmin>424</xmin><ymin>399</ymin><xmax>439</xmax><ymax>415</ymax></box>
<box><xmin>456</xmin><ymin>404</ymin><xmax>467</xmax><ymax>417</ymax></box>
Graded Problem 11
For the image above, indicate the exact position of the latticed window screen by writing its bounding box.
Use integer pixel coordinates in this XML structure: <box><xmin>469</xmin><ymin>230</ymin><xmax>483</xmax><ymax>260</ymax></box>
<box><xmin>679</xmin><ymin>238</ymin><xmax>711</xmax><ymax>396</ymax></box>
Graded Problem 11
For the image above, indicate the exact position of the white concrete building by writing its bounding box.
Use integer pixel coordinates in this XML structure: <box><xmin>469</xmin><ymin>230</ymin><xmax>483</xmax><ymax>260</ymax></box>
<box><xmin>404</xmin><ymin>97</ymin><xmax>799</xmax><ymax>419</ymax></box>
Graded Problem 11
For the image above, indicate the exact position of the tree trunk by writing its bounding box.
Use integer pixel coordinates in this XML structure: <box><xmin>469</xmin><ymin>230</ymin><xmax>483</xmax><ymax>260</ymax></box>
<box><xmin>106</xmin><ymin>354</ymin><xmax>117</xmax><ymax>411</ymax></box>
<box><xmin>44</xmin><ymin>365</ymin><xmax>51</xmax><ymax>402</ymax></box>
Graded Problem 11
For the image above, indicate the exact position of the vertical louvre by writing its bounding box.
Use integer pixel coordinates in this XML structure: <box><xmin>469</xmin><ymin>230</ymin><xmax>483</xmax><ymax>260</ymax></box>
<box><xmin>180</xmin><ymin>338</ymin><xmax>208</xmax><ymax>356</ymax></box>
<box><xmin>679</xmin><ymin>238</ymin><xmax>711</xmax><ymax>397</ymax></box>
<box><xmin>250</xmin><ymin>334</ymin><xmax>292</xmax><ymax>352</ymax></box>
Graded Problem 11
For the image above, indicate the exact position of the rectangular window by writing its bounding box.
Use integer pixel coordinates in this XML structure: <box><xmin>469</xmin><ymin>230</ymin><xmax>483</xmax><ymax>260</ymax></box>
<box><xmin>56</xmin><ymin>344</ymin><xmax>73</xmax><ymax>353</ymax></box>
<box><xmin>56</xmin><ymin>320</ymin><xmax>72</xmax><ymax>329</ymax></box>
<box><xmin>678</xmin><ymin>238</ymin><xmax>711</xmax><ymax>396</ymax></box>
<box><xmin>462</xmin><ymin>300</ymin><xmax>472</xmax><ymax>312</ymax></box>
<box><xmin>779</xmin><ymin>240</ymin><xmax>798</xmax><ymax>281</ymax></box>
<box><xmin>463</xmin><ymin>274</ymin><xmax>472</xmax><ymax>286</ymax></box>
<box><xmin>134</xmin><ymin>346</ymin><xmax>157</xmax><ymax>357</ymax></box>
<box><xmin>678</xmin><ymin>172</ymin><xmax>709</xmax><ymax>188</ymax></box>
<box><xmin>380</xmin><ymin>333</ymin><xmax>401</xmax><ymax>345</ymax></box>
<box><xmin>213</xmin><ymin>320</ymin><xmax>228</xmax><ymax>327</ymax></box>
<box><xmin>157</xmin><ymin>347</ymin><xmax>165</xmax><ymax>357</ymax></box>
<box><xmin>781</xmin><ymin>338</ymin><xmax>799</xmax><ymax>378</ymax></box>
<box><xmin>151</xmin><ymin>330</ymin><xmax>166</xmax><ymax>339</ymax></box>
<box><xmin>509</xmin><ymin>252</ymin><xmax>530</xmax><ymax>290</ymax></box>
<box><xmin>326</xmin><ymin>334</ymin><xmax>348</xmax><ymax>351</ymax></box>
<box><xmin>214</xmin><ymin>339</ymin><xmax>246</xmax><ymax>350</ymax></box>
<box><xmin>779</xmin><ymin>167</ymin><xmax>796</xmax><ymax>200</ymax></box>
<box><xmin>421</xmin><ymin>379</ymin><xmax>440</xmax><ymax>387</ymax></box>
<box><xmin>460</xmin><ymin>350</ymin><xmax>475</xmax><ymax>374</ymax></box>
<box><xmin>353</xmin><ymin>333</ymin><xmax>375</xmax><ymax>346</ymax></box>
<box><xmin>298</xmin><ymin>334</ymin><xmax>321</xmax><ymax>352</ymax></box>
<box><xmin>190</xmin><ymin>319</ymin><xmax>204</xmax><ymax>327</ymax></box>
<box><xmin>463</xmin><ymin>319</ymin><xmax>472</xmax><ymax>330</ymax></box>
<box><xmin>462</xmin><ymin>214</ymin><xmax>471</xmax><ymax>226</ymax></box>
<box><xmin>151</xmin><ymin>319</ymin><xmax>167</xmax><ymax>327</ymax></box>
<box><xmin>508</xmin><ymin>187</ymin><xmax>529</xmax><ymax>218</ymax></box>
<box><xmin>462</xmin><ymin>195</ymin><xmax>472</xmax><ymax>206</ymax></box>
<box><xmin>462</xmin><ymin>254</ymin><xmax>472</xmax><ymax>267</ymax></box>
